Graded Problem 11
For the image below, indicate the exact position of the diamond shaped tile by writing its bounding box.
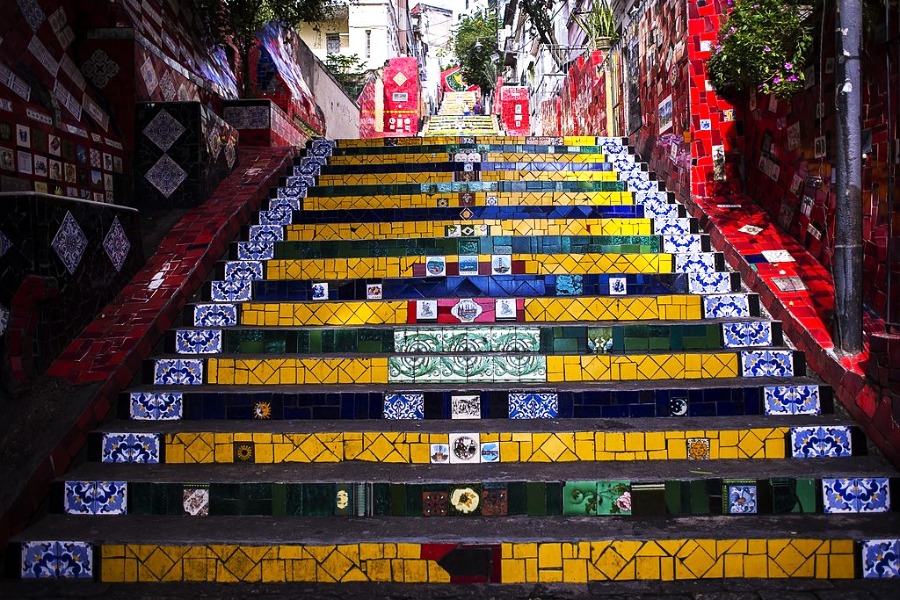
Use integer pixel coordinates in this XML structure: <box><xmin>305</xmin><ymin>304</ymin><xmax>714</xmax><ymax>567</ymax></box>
<box><xmin>145</xmin><ymin>154</ymin><xmax>187</xmax><ymax>198</ymax></box>
<box><xmin>51</xmin><ymin>211</ymin><xmax>87</xmax><ymax>275</ymax></box>
<box><xmin>143</xmin><ymin>109</ymin><xmax>186</xmax><ymax>151</ymax></box>
<box><xmin>102</xmin><ymin>216</ymin><xmax>131</xmax><ymax>272</ymax></box>
<box><xmin>0</xmin><ymin>229</ymin><xmax>11</xmax><ymax>258</ymax></box>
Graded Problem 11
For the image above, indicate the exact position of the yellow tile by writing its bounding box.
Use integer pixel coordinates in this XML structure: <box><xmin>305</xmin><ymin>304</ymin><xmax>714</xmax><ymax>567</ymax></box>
<box><xmin>625</xmin><ymin>432</ymin><xmax>645</xmax><ymax>452</ymax></box>
<box><xmin>829</xmin><ymin>555</ymin><xmax>855</xmax><ymax>579</ymax></box>
<box><xmin>502</xmin><ymin>559</ymin><xmax>527</xmax><ymax>583</ymax></box>
<box><xmin>563</xmin><ymin>559</ymin><xmax>588</xmax><ymax>583</ymax></box>
<box><xmin>403</xmin><ymin>560</ymin><xmax>428</xmax><ymax>583</ymax></box>
<box><xmin>538</xmin><ymin>569</ymin><xmax>563</xmax><ymax>582</ymax></box>
<box><xmin>538</xmin><ymin>543</ymin><xmax>562</xmax><ymax>569</ymax></box>
<box><xmin>605</xmin><ymin>432</ymin><xmax>625</xmax><ymax>452</ymax></box>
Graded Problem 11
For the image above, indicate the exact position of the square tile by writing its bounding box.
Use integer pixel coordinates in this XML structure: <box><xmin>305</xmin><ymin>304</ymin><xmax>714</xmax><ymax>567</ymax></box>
<box><xmin>481</xmin><ymin>487</ymin><xmax>508</xmax><ymax>516</ymax></box>
<box><xmin>725</xmin><ymin>482</ymin><xmax>758</xmax><ymax>514</ymax></box>
<box><xmin>422</xmin><ymin>491</ymin><xmax>448</xmax><ymax>516</ymax></box>
<box><xmin>480</xmin><ymin>441</ymin><xmax>500</xmax><ymax>463</ymax></box>
<box><xmin>687</xmin><ymin>438</ymin><xmax>710</xmax><ymax>460</ymax></box>
<box><xmin>508</xmin><ymin>392</ymin><xmax>559</xmax><ymax>419</ymax></box>
<box><xmin>495</xmin><ymin>298</ymin><xmax>517</xmax><ymax>319</ymax></box>
<box><xmin>312</xmin><ymin>282</ymin><xmax>328</xmax><ymax>300</ymax></box>
<box><xmin>563</xmin><ymin>481</ymin><xmax>599</xmax><ymax>515</ymax></box>
<box><xmin>194</xmin><ymin>304</ymin><xmax>238</xmax><ymax>327</ymax></box>
<box><xmin>587</xmin><ymin>327</ymin><xmax>613</xmax><ymax>354</ymax></box>
<box><xmin>772</xmin><ymin>276</ymin><xmax>807</xmax><ymax>292</ymax></box>
<box><xmin>449</xmin><ymin>485</ymin><xmax>483</xmax><ymax>515</ymax></box>
<box><xmin>862</xmin><ymin>539</ymin><xmax>900</xmax><ymax>578</ymax></box>
<box><xmin>449</xmin><ymin>433</ymin><xmax>480</xmax><ymax>464</ymax></box>
<box><xmin>366</xmin><ymin>283</ymin><xmax>383</xmax><ymax>300</ymax></box>
<box><xmin>183</xmin><ymin>485</ymin><xmax>210</xmax><ymax>516</ymax></box>
<box><xmin>761</xmin><ymin>249</ymin><xmax>795</xmax><ymax>263</ymax></box>
<box><xmin>416</xmin><ymin>300</ymin><xmax>438</xmax><ymax>321</ymax></box>
<box><xmin>598</xmin><ymin>480</ymin><xmax>632</xmax><ymax>515</ymax></box>
<box><xmin>451</xmin><ymin>394</ymin><xmax>481</xmax><ymax>419</ymax></box>
<box><xmin>458</xmin><ymin>256</ymin><xmax>479</xmax><ymax>275</ymax></box>
<box><xmin>790</xmin><ymin>426</ymin><xmax>853</xmax><ymax>458</ymax></box>
<box><xmin>234</xmin><ymin>441</ymin><xmax>255</xmax><ymax>462</ymax></box>
<box><xmin>609</xmin><ymin>276</ymin><xmax>627</xmax><ymax>295</ymax></box>
<box><xmin>430</xmin><ymin>443</ymin><xmax>450</xmax><ymax>464</ymax></box>
<box><xmin>383</xmin><ymin>393</ymin><xmax>425</xmax><ymax>420</ymax></box>
<box><xmin>425</xmin><ymin>256</ymin><xmax>446</xmax><ymax>277</ymax></box>
<box><xmin>669</xmin><ymin>397</ymin><xmax>688</xmax><ymax>416</ymax></box>
<box><xmin>491</xmin><ymin>254</ymin><xmax>512</xmax><ymax>275</ymax></box>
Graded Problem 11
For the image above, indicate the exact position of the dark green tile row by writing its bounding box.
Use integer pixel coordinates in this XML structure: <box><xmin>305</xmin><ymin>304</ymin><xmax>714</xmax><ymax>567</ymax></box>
<box><xmin>119</xmin><ymin>477</ymin><xmax>826</xmax><ymax>518</ymax></box>
<box><xmin>269</xmin><ymin>235</ymin><xmax>661</xmax><ymax>260</ymax></box>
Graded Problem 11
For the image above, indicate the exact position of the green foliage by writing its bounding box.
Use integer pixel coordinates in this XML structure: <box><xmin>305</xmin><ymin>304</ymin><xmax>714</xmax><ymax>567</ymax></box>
<box><xmin>706</xmin><ymin>0</ymin><xmax>812</xmax><ymax>99</ymax></box>
<box><xmin>325</xmin><ymin>53</ymin><xmax>368</xmax><ymax>99</ymax></box>
<box><xmin>192</xmin><ymin>0</ymin><xmax>344</xmax><ymax>96</ymax></box>
<box><xmin>452</xmin><ymin>9</ymin><xmax>498</xmax><ymax>93</ymax></box>
<box><xmin>573</xmin><ymin>0</ymin><xmax>618</xmax><ymax>49</ymax></box>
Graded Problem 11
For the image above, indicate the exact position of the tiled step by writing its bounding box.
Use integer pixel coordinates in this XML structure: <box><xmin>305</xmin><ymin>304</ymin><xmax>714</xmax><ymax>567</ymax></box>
<box><xmin>86</xmin><ymin>415</ymin><xmax>863</xmax><ymax>465</ymax></box>
<box><xmin>54</xmin><ymin>459</ymin><xmax>897</xmax><ymax>517</ymax></box>
<box><xmin>14</xmin><ymin>513</ymin><xmax>900</xmax><ymax>582</ymax></box>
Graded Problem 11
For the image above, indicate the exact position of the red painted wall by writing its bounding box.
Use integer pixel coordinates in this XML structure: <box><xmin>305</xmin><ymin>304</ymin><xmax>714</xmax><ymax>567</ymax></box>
<box><xmin>383</xmin><ymin>57</ymin><xmax>421</xmax><ymax>136</ymax></box>
<box><xmin>498</xmin><ymin>86</ymin><xmax>530</xmax><ymax>136</ymax></box>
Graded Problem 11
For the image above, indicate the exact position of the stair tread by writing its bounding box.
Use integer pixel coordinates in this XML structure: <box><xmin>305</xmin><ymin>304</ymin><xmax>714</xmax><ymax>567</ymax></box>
<box><xmin>16</xmin><ymin>513</ymin><xmax>900</xmax><ymax>544</ymax></box>
<box><xmin>61</xmin><ymin>456</ymin><xmax>897</xmax><ymax>484</ymax></box>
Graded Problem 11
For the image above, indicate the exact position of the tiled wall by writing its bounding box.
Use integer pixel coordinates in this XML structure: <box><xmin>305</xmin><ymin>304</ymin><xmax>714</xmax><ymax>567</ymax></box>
<box><xmin>222</xmin><ymin>100</ymin><xmax>309</xmax><ymax>148</ymax></box>
<box><xmin>135</xmin><ymin>102</ymin><xmax>239</xmax><ymax>210</ymax></box>
<box><xmin>0</xmin><ymin>193</ymin><xmax>142</xmax><ymax>378</ymax></box>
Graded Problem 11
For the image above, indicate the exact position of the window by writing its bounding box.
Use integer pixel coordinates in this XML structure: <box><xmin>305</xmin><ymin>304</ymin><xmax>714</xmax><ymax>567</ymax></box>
<box><xmin>326</xmin><ymin>33</ymin><xmax>340</xmax><ymax>55</ymax></box>
<box><xmin>365</xmin><ymin>30</ymin><xmax>371</xmax><ymax>58</ymax></box>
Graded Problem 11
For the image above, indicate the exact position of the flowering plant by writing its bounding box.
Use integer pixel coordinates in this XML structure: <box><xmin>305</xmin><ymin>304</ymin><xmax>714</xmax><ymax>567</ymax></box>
<box><xmin>706</xmin><ymin>0</ymin><xmax>812</xmax><ymax>98</ymax></box>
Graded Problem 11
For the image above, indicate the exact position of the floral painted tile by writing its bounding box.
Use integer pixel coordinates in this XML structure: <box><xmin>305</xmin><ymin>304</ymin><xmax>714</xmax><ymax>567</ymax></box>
<box><xmin>563</xmin><ymin>481</ymin><xmax>631</xmax><ymax>516</ymax></box>
<box><xmin>763</xmin><ymin>385</ymin><xmax>821</xmax><ymax>415</ymax></box>
<box><xmin>183</xmin><ymin>485</ymin><xmax>210</xmax><ymax>516</ymax></box>
<box><xmin>154</xmin><ymin>358</ymin><xmax>204</xmax><ymax>385</ymax></box>
<box><xmin>210</xmin><ymin>280</ymin><xmax>252</xmax><ymax>302</ymax></box>
<box><xmin>725</xmin><ymin>482</ymin><xmax>758</xmax><ymax>514</ymax></box>
<box><xmin>383</xmin><ymin>393</ymin><xmax>425</xmax><ymax>420</ymax></box>
<box><xmin>194</xmin><ymin>304</ymin><xmax>238</xmax><ymax>327</ymax></box>
<box><xmin>174</xmin><ymin>329</ymin><xmax>222</xmax><ymax>354</ymax></box>
<box><xmin>21</xmin><ymin>541</ymin><xmax>93</xmax><ymax>579</ymax></box>
<box><xmin>101</xmin><ymin>433</ymin><xmax>160</xmax><ymax>463</ymax></box>
<box><xmin>862</xmin><ymin>539</ymin><xmax>900</xmax><ymax>578</ymax></box>
<box><xmin>790</xmin><ymin>426</ymin><xmax>853</xmax><ymax>458</ymax></box>
<box><xmin>508</xmin><ymin>392</ymin><xmax>558</xmax><ymax>419</ymax></box>
<box><xmin>822</xmin><ymin>478</ymin><xmax>891</xmax><ymax>513</ymax></box>
<box><xmin>64</xmin><ymin>481</ymin><xmax>127</xmax><ymax>515</ymax></box>
<box><xmin>449</xmin><ymin>485</ymin><xmax>483</xmax><ymax>516</ymax></box>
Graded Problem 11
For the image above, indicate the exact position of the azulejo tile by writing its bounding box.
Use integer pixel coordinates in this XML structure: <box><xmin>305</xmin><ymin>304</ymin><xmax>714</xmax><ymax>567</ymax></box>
<box><xmin>861</xmin><ymin>539</ymin><xmax>900</xmax><ymax>578</ymax></box>
<box><xmin>642</xmin><ymin>201</ymin><xmax>679</xmax><ymax>220</ymax></box>
<box><xmin>21</xmin><ymin>541</ymin><xmax>93</xmax><ymax>579</ymax></box>
<box><xmin>688</xmin><ymin>272</ymin><xmax>733</xmax><ymax>294</ymax></box>
<box><xmin>154</xmin><ymin>358</ymin><xmax>204</xmax><ymax>385</ymax></box>
<box><xmin>763</xmin><ymin>385</ymin><xmax>821</xmax><ymax>415</ymax></box>
<box><xmin>129</xmin><ymin>391</ymin><xmax>183</xmax><ymax>420</ymax></box>
<box><xmin>822</xmin><ymin>478</ymin><xmax>891</xmax><ymax>513</ymax></box>
<box><xmin>722</xmin><ymin>322</ymin><xmax>773</xmax><ymax>348</ymax></box>
<box><xmin>383</xmin><ymin>393</ymin><xmax>424</xmax><ymax>420</ymax></box>
<box><xmin>237</xmin><ymin>241</ymin><xmax>274</xmax><ymax>261</ymax></box>
<box><xmin>508</xmin><ymin>392</ymin><xmax>559</xmax><ymax>419</ymax></box>
<box><xmin>211</xmin><ymin>280</ymin><xmax>252</xmax><ymax>302</ymax></box>
<box><xmin>662</xmin><ymin>234</ymin><xmax>702</xmax><ymax>254</ymax></box>
<box><xmin>674</xmin><ymin>253</ymin><xmax>716</xmax><ymax>274</ymax></box>
<box><xmin>609</xmin><ymin>276</ymin><xmax>627</xmax><ymax>295</ymax></box>
<box><xmin>703</xmin><ymin>294</ymin><xmax>751</xmax><ymax>318</ymax></box>
<box><xmin>270</xmin><ymin>197</ymin><xmax>301</xmax><ymax>211</ymax></box>
<box><xmin>449</xmin><ymin>485</ymin><xmax>483</xmax><ymax>516</ymax></box>
<box><xmin>64</xmin><ymin>481</ymin><xmax>127</xmax><ymax>515</ymax></box>
<box><xmin>248</xmin><ymin>225</ymin><xmax>284</xmax><ymax>243</ymax></box>
<box><xmin>101</xmin><ymin>432</ymin><xmax>160</xmax><ymax>463</ymax></box>
<box><xmin>725</xmin><ymin>482</ymin><xmax>758</xmax><ymax>514</ymax></box>
<box><xmin>194</xmin><ymin>304</ymin><xmax>238</xmax><ymax>326</ymax></box>
<box><xmin>183</xmin><ymin>485</ymin><xmax>210</xmax><ymax>516</ymax></box>
<box><xmin>145</xmin><ymin>154</ymin><xmax>187</xmax><ymax>198</ymax></box>
<box><xmin>103</xmin><ymin>216</ymin><xmax>131</xmax><ymax>272</ymax></box>
<box><xmin>423</xmin><ymin>491</ymin><xmax>449</xmax><ymax>517</ymax></box>
<box><xmin>52</xmin><ymin>211</ymin><xmax>88</xmax><ymax>275</ymax></box>
<box><xmin>555</xmin><ymin>274</ymin><xmax>583</xmax><ymax>295</ymax></box>
<box><xmin>655</xmin><ymin>218</ymin><xmax>692</xmax><ymax>236</ymax></box>
<box><xmin>175</xmin><ymin>330</ymin><xmax>222</xmax><ymax>354</ymax></box>
<box><xmin>740</xmin><ymin>350</ymin><xmax>793</xmax><ymax>377</ymax></box>
<box><xmin>790</xmin><ymin>426</ymin><xmax>853</xmax><ymax>458</ymax></box>
<box><xmin>224</xmin><ymin>261</ymin><xmax>264</xmax><ymax>281</ymax></box>
<box><xmin>143</xmin><ymin>108</ymin><xmax>186</xmax><ymax>152</ymax></box>
<box><xmin>276</xmin><ymin>185</ymin><xmax>307</xmax><ymax>199</ymax></box>
<box><xmin>259</xmin><ymin>205</ymin><xmax>294</xmax><ymax>225</ymax></box>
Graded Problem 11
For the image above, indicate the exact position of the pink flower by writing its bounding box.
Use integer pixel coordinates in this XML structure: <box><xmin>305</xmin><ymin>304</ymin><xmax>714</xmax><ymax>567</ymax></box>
<box><xmin>773</xmin><ymin>76</ymin><xmax>782</xmax><ymax>84</ymax></box>
<box><xmin>616</xmin><ymin>491</ymin><xmax>632</xmax><ymax>511</ymax></box>
<box><xmin>787</xmin><ymin>74</ymin><xmax>799</xmax><ymax>82</ymax></box>
<box><xmin>763</xmin><ymin>46</ymin><xmax>771</xmax><ymax>52</ymax></box>
<box><xmin>784</xmin><ymin>62</ymin><xmax>794</xmax><ymax>70</ymax></box>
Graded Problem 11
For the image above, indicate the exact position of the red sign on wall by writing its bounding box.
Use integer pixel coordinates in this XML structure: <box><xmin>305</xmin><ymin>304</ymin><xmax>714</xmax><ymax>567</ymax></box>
<box><xmin>498</xmin><ymin>86</ymin><xmax>530</xmax><ymax>136</ymax></box>
<box><xmin>383</xmin><ymin>57</ymin><xmax>420</xmax><ymax>136</ymax></box>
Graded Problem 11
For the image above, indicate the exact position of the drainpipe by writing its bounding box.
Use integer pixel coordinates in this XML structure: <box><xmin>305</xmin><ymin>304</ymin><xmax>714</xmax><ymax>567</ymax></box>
<box><xmin>833</xmin><ymin>0</ymin><xmax>863</xmax><ymax>353</ymax></box>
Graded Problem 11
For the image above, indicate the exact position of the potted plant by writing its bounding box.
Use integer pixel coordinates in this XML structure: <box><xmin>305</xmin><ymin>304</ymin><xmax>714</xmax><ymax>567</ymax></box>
<box><xmin>573</xmin><ymin>0</ymin><xmax>619</xmax><ymax>50</ymax></box>
<box><xmin>706</xmin><ymin>0</ymin><xmax>813</xmax><ymax>98</ymax></box>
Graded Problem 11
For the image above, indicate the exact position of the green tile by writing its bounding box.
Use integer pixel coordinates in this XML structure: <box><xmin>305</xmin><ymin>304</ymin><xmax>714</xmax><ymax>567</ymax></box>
<box><xmin>272</xmin><ymin>484</ymin><xmax>286</xmax><ymax>517</ymax></box>
<box><xmin>406</xmin><ymin>484</ymin><xmax>423</xmax><ymax>516</ymax></box>
<box><xmin>526</xmin><ymin>482</ymin><xmax>546</xmax><ymax>516</ymax></box>
<box><xmin>631</xmin><ymin>483</ymin><xmax>666</xmax><ymax>517</ymax></box>
<box><xmin>597</xmin><ymin>480</ymin><xmax>631</xmax><ymax>515</ymax></box>
<box><xmin>301</xmin><ymin>484</ymin><xmax>334</xmax><ymax>517</ymax></box>
<box><xmin>390</xmin><ymin>484</ymin><xmax>407</xmax><ymax>517</ymax></box>
<box><xmin>563</xmin><ymin>481</ymin><xmax>599</xmax><ymax>516</ymax></box>
<box><xmin>545</xmin><ymin>482</ymin><xmax>563</xmax><ymax>515</ymax></box>
<box><xmin>373</xmin><ymin>483</ymin><xmax>392</xmax><ymax>516</ymax></box>
<box><xmin>507</xmin><ymin>482</ymin><xmax>528</xmax><ymax>515</ymax></box>
<box><xmin>664</xmin><ymin>480</ymin><xmax>683</xmax><ymax>514</ymax></box>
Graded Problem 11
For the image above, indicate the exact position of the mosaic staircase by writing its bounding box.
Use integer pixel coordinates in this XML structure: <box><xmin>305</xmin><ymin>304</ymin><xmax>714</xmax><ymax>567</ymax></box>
<box><xmin>422</xmin><ymin>91</ymin><xmax>501</xmax><ymax>137</ymax></box>
<box><xmin>12</xmin><ymin>133</ymin><xmax>900</xmax><ymax>585</ymax></box>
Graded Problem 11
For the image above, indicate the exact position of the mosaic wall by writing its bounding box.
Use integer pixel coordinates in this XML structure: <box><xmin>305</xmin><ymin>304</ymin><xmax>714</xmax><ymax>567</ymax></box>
<box><xmin>135</xmin><ymin>102</ymin><xmax>238</xmax><ymax>209</ymax></box>
<box><xmin>0</xmin><ymin>193</ymin><xmax>141</xmax><ymax>379</ymax></box>
<box><xmin>383</xmin><ymin>57</ymin><xmax>421</xmax><ymax>137</ymax></box>
<box><xmin>222</xmin><ymin>99</ymin><xmax>308</xmax><ymax>148</ymax></box>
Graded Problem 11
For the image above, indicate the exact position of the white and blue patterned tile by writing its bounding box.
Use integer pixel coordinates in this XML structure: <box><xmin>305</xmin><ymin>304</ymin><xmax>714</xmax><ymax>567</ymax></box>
<box><xmin>145</xmin><ymin>154</ymin><xmax>187</xmax><ymax>198</ymax></box>
<box><xmin>210</xmin><ymin>280</ymin><xmax>252</xmax><ymax>302</ymax></box>
<box><xmin>0</xmin><ymin>303</ymin><xmax>9</xmax><ymax>337</ymax></box>
<box><xmin>276</xmin><ymin>185</ymin><xmax>307</xmax><ymax>199</ymax></box>
<box><xmin>130</xmin><ymin>392</ymin><xmax>183</xmax><ymax>420</ymax></box>
<box><xmin>823</xmin><ymin>478</ymin><xmax>891</xmax><ymax>514</ymax></box>
<box><xmin>642</xmin><ymin>202</ymin><xmax>679</xmax><ymax>220</ymax></box>
<box><xmin>703</xmin><ymin>294</ymin><xmax>751</xmax><ymax>318</ymax></box>
<box><xmin>237</xmin><ymin>241</ymin><xmax>274</xmax><ymax>261</ymax></box>
<box><xmin>862</xmin><ymin>539</ymin><xmax>900</xmax><ymax>578</ymax></box>
<box><xmin>270</xmin><ymin>198</ymin><xmax>301</xmax><ymax>211</ymax></box>
<box><xmin>52</xmin><ymin>211</ymin><xmax>88</xmax><ymax>275</ymax></box>
<box><xmin>508</xmin><ymin>392</ymin><xmax>558</xmax><ymax>419</ymax></box>
<box><xmin>22</xmin><ymin>541</ymin><xmax>93</xmax><ymax>579</ymax></box>
<box><xmin>63</xmin><ymin>481</ymin><xmax>94</xmax><ymax>515</ymax></box>
<box><xmin>154</xmin><ymin>358</ymin><xmax>204</xmax><ymax>385</ymax></box>
<box><xmin>726</xmin><ymin>484</ymin><xmax>758</xmax><ymax>514</ymax></box>
<box><xmin>224</xmin><ymin>261</ymin><xmax>264</xmax><ymax>282</ymax></box>
<box><xmin>259</xmin><ymin>206</ymin><xmax>294</xmax><ymax>226</ymax></box>
<box><xmin>634</xmin><ymin>191</ymin><xmax>668</xmax><ymax>205</ymax></box>
<box><xmin>722</xmin><ymin>322</ymin><xmax>773</xmax><ymax>348</ymax></box>
<box><xmin>101</xmin><ymin>433</ymin><xmax>160</xmax><ymax>463</ymax></box>
<box><xmin>65</xmin><ymin>481</ymin><xmax>127</xmax><ymax>515</ymax></box>
<box><xmin>383</xmin><ymin>393</ymin><xmax>424</xmax><ymax>419</ymax></box>
<box><xmin>601</xmin><ymin>139</ymin><xmax>627</xmax><ymax>155</ymax></box>
<box><xmin>103</xmin><ymin>216</ymin><xmax>130</xmax><ymax>272</ymax></box>
<box><xmin>675</xmin><ymin>253</ymin><xmax>716</xmax><ymax>274</ymax></box>
<box><xmin>741</xmin><ymin>350</ymin><xmax>793</xmax><ymax>377</ymax></box>
<box><xmin>790</xmin><ymin>426</ymin><xmax>853</xmax><ymax>458</ymax></box>
<box><xmin>143</xmin><ymin>109</ymin><xmax>186</xmax><ymax>152</ymax></box>
<box><xmin>194</xmin><ymin>303</ymin><xmax>238</xmax><ymax>326</ymax></box>
<box><xmin>613</xmin><ymin>157</ymin><xmax>640</xmax><ymax>172</ymax></box>
<box><xmin>763</xmin><ymin>385</ymin><xmax>821</xmax><ymax>415</ymax></box>
<box><xmin>248</xmin><ymin>225</ymin><xmax>284</xmax><ymax>242</ymax></box>
<box><xmin>655</xmin><ymin>218</ymin><xmax>692</xmax><ymax>236</ymax></box>
<box><xmin>688</xmin><ymin>272</ymin><xmax>733</xmax><ymax>294</ymax></box>
<box><xmin>285</xmin><ymin>175</ymin><xmax>314</xmax><ymax>188</ymax></box>
<box><xmin>310</xmin><ymin>139</ymin><xmax>335</xmax><ymax>157</ymax></box>
<box><xmin>175</xmin><ymin>330</ymin><xmax>222</xmax><ymax>354</ymax></box>
<box><xmin>17</xmin><ymin>0</ymin><xmax>45</xmax><ymax>32</ymax></box>
<box><xmin>663</xmin><ymin>234</ymin><xmax>702</xmax><ymax>254</ymax></box>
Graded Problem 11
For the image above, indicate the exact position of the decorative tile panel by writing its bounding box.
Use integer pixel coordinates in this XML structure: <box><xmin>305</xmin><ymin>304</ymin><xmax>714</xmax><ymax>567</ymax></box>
<box><xmin>703</xmin><ymin>294</ymin><xmax>751</xmax><ymax>318</ymax></box>
<box><xmin>101</xmin><ymin>433</ymin><xmax>160</xmax><ymax>463</ymax></box>
<box><xmin>763</xmin><ymin>385</ymin><xmax>821</xmax><ymax>415</ymax></box>
<box><xmin>822</xmin><ymin>478</ymin><xmax>891</xmax><ymax>513</ymax></box>
<box><xmin>21</xmin><ymin>541</ymin><xmax>93</xmax><ymax>579</ymax></box>
<box><xmin>383</xmin><ymin>393</ymin><xmax>424</xmax><ymax>420</ymax></box>
<box><xmin>175</xmin><ymin>330</ymin><xmax>222</xmax><ymax>354</ymax></box>
<box><xmin>210</xmin><ymin>281</ymin><xmax>252</xmax><ymax>302</ymax></box>
<box><xmin>508</xmin><ymin>392</ymin><xmax>559</xmax><ymax>419</ymax></box>
<box><xmin>249</xmin><ymin>225</ymin><xmax>284</xmax><ymax>242</ymax></box>
<box><xmin>154</xmin><ymin>358</ymin><xmax>204</xmax><ymax>385</ymax></box>
<box><xmin>51</xmin><ymin>211</ymin><xmax>88</xmax><ymax>275</ymax></box>
<box><xmin>103</xmin><ymin>216</ymin><xmax>131</xmax><ymax>272</ymax></box>
<box><xmin>862</xmin><ymin>539</ymin><xmax>900</xmax><ymax>578</ymax></box>
<box><xmin>663</xmin><ymin>234</ymin><xmax>702</xmax><ymax>254</ymax></box>
<box><xmin>654</xmin><ymin>218</ymin><xmax>692</xmax><ymax>236</ymax></box>
<box><xmin>143</xmin><ymin>109</ymin><xmax>186</xmax><ymax>152</ymax></box>
<box><xmin>194</xmin><ymin>304</ymin><xmax>238</xmax><ymax>326</ymax></box>
<box><xmin>450</xmin><ymin>394</ymin><xmax>481</xmax><ymax>419</ymax></box>
<box><xmin>725</xmin><ymin>483</ymin><xmax>758</xmax><ymax>514</ymax></box>
<box><xmin>144</xmin><ymin>154</ymin><xmax>187</xmax><ymax>198</ymax></box>
<box><xmin>722</xmin><ymin>322</ymin><xmax>773</xmax><ymax>348</ymax></box>
<box><xmin>674</xmin><ymin>253</ymin><xmax>716</xmax><ymax>274</ymax></box>
<box><xmin>790</xmin><ymin>426</ymin><xmax>853</xmax><ymax>458</ymax></box>
<box><xmin>224</xmin><ymin>261</ymin><xmax>264</xmax><ymax>281</ymax></box>
<box><xmin>688</xmin><ymin>272</ymin><xmax>732</xmax><ymax>294</ymax></box>
<box><xmin>740</xmin><ymin>350</ymin><xmax>793</xmax><ymax>377</ymax></box>
<box><xmin>237</xmin><ymin>241</ymin><xmax>275</xmax><ymax>261</ymax></box>
<box><xmin>64</xmin><ymin>481</ymin><xmax>127</xmax><ymax>515</ymax></box>
<box><xmin>129</xmin><ymin>392</ymin><xmax>183</xmax><ymax>420</ymax></box>
<box><xmin>449</xmin><ymin>433</ymin><xmax>480</xmax><ymax>464</ymax></box>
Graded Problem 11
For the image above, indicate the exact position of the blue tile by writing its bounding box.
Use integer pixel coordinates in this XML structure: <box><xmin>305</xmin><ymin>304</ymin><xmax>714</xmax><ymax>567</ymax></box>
<box><xmin>688</xmin><ymin>272</ymin><xmax>733</xmax><ymax>294</ymax></box>
<box><xmin>740</xmin><ymin>350</ymin><xmax>793</xmax><ymax>377</ymax></box>
<box><xmin>508</xmin><ymin>392</ymin><xmax>558</xmax><ymax>419</ymax></box>
<box><xmin>248</xmin><ymin>224</ymin><xmax>284</xmax><ymax>242</ymax></box>
<box><xmin>726</xmin><ymin>484</ymin><xmax>758</xmax><ymax>514</ymax></box>
<box><xmin>763</xmin><ymin>385</ymin><xmax>820</xmax><ymax>415</ymax></box>
<box><xmin>154</xmin><ymin>358</ymin><xmax>204</xmax><ymax>385</ymax></box>
<box><xmin>790</xmin><ymin>426</ymin><xmax>853</xmax><ymax>458</ymax></box>
<box><xmin>175</xmin><ymin>330</ymin><xmax>222</xmax><ymax>354</ymax></box>
<box><xmin>383</xmin><ymin>393</ymin><xmax>424</xmax><ymax>419</ymax></box>
<box><xmin>237</xmin><ymin>241</ymin><xmax>275</xmax><ymax>261</ymax></box>
<box><xmin>101</xmin><ymin>433</ymin><xmax>160</xmax><ymax>463</ymax></box>
<box><xmin>862</xmin><ymin>539</ymin><xmax>900</xmax><ymax>578</ymax></box>
<box><xmin>823</xmin><ymin>478</ymin><xmax>891</xmax><ymax>513</ymax></box>
<box><xmin>21</xmin><ymin>541</ymin><xmax>93</xmax><ymax>579</ymax></box>
<box><xmin>224</xmin><ymin>261</ymin><xmax>264</xmax><ymax>282</ymax></box>
<box><xmin>194</xmin><ymin>304</ymin><xmax>238</xmax><ymax>326</ymax></box>
<box><xmin>703</xmin><ymin>294</ymin><xmax>751</xmax><ymax>318</ymax></box>
<box><xmin>210</xmin><ymin>280</ymin><xmax>252</xmax><ymax>302</ymax></box>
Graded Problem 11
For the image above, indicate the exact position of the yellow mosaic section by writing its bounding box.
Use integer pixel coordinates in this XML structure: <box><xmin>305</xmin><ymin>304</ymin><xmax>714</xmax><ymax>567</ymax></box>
<box><xmin>163</xmin><ymin>427</ymin><xmax>789</xmax><ymax>464</ymax></box>
<box><xmin>500</xmin><ymin>539</ymin><xmax>856</xmax><ymax>583</ymax></box>
<box><xmin>335</xmin><ymin>135</ymin><xmax>608</xmax><ymax>148</ymax></box>
<box><xmin>100</xmin><ymin>542</ymin><xmax>447</xmax><ymax>583</ymax></box>
<box><xmin>207</xmin><ymin>358</ymin><xmax>389</xmax><ymax>385</ymax></box>
<box><xmin>239</xmin><ymin>296</ymin><xmax>704</xmax><ymax>327</ymax></box>
<box><xmin>285</xmin><ymin>218</ymin><xmax>653</xmax><ymax>241</ymax></box>
<box><xmin>99</xmin><ymin>539</ymin><xmax>855</xmax><ymax>583</ymax></box>
<box><xmin>545</xmin><ymin>353</ymin><xmax>738</xmax><ymax>382</ymax></box>
<box><xmin>265</xmin><ymin>253</ymin><xmax>674</xmax><ymax>280</ymax></box>
<box><xmin>317</xmin><ymin>171</ymin><xmax>620</xmax><ymax>185</ymax></box>
<box><xmin>327</xmin><ymin>152</ymin><xmax>611</xmax><ymax>166</ymax></box>
<box><xmin>303</xmin><ymin>191</ymin><xmax>634</xmax><ymax>211</ymax></box>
